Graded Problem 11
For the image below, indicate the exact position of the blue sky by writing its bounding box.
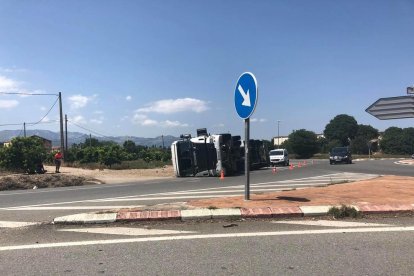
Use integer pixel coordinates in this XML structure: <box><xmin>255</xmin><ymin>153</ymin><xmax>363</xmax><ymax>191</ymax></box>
<box><xmin>1</xmin><ymin>0</ymin><xmax>414</xmax><ymax>140</ymax></box>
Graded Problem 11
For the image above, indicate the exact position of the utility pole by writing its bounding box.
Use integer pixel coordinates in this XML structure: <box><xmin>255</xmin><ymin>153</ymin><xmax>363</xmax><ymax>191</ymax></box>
<box><xmin>162</xmin><ymin>135</ymin><xmax>165</xmax><ymax>149</ymax></box>
<box><xmin>277</xmin><ymin>120</ymin><xmax>281</xmax><ymax>149</ymax></box>
<box><xmin>89</xmin><ymin>133</ymin><xmax>92</xmax><ymax>147</ymax></box>
<box><xmin>59</xmin><ymin>92</ymin><xmax>64</xmax><ymax>158</ymax></box>
<box><xmin>23</xmin><ymin>122</ymin><xmax>26</xmax><ymax>137</ymax></box>
<box><xmin>65</xmin><ymin>114</ymin><xmax>68</xmax><ymax>154</ymax></box>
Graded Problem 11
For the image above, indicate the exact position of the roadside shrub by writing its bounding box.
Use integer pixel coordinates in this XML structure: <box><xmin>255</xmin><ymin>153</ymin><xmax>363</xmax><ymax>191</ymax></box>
<box><xmin>328</xmin><ymin>205</ymin><xmax>361</xmax><ymax>218</ymax></box>
<box><xmin>0</xmin><ymin>136</ymin><xmax>47</xmax><ymax>173</ymax></box>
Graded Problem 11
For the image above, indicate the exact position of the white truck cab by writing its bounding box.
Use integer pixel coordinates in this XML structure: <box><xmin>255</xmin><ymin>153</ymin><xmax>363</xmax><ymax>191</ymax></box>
<box><xmin>269</xmin><ymin>149</ymin><xmax>289</xmax><ymax>166</ymax></box>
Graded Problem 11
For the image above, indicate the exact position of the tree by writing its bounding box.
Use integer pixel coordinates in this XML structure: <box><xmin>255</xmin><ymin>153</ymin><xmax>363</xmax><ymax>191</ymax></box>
<box><xmin>123</xmin><ymin>140</ymin><xmax>136</xmax><ymax>153</ymax></box>
<box><xmin>380</xmin><ymin>127</ymin><xmax>404</xmax><ymax>154</ymax></box>
<box><xmin>79</xmin><ymin>147</ymin><xmax>100</xmax><ymax>163</ymax></box>
<box><xmin>279</xmin><ymin>140</ymin><xmax>292</xmax><ymax>153</ymax></box>
<box><xmin>324</xmin><ymin>114</ymin><xmax>358</xmax><ymax>146</ymax></box>
<box><xmin>99</xmin><ymin>144</ymin><xmax>124</xmax><ymax>168</ymax></box>
<box><xmin>352</xmin><ymin>124</ymin><xmax>379</xmax><ymax>154</ymax></box>
<box><xmin>288</xmin><ymin>129</ymin><xmax>319</xmax><ymax>158</ymax></box>
<box><xmin>0</xmin><ymin>136</ymin><xmax>47</xmax><ymax>173</ymax></box>
<box><xmin>402</xmin><ymin>128</ymin><xmax>414</xmax><ymax>154</ymax></box>
<box><xmin>82</xmin><ymin>137</ymin><xmax>101</xmax><ymax>148</ymax></box>
<box><xmin>317</xmin><ymin>136</ymin><xmax>329</xmax><ymax>153</ymax></box>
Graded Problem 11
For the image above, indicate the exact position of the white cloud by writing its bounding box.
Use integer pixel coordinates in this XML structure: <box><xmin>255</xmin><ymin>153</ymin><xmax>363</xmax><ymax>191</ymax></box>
<box><xmin>0</xmin><ymin>75</ymin><xmax>18</xmax><ymax>91</ymax></box>
<box><xmin>142</xmin><ymin>119</ymin><xmax>158</xmax><ymax>126</ymax></box>
<box><xmin>40</xmin><ymin>106</ymin><xmax>47</xmax><ymax>111</ymax></box>
<box><xmin>94</xmin><ymin>110</ymin><xmax>104</xmax><ymax>114</ymax></box>
<box><xmin>163</xmin><ymin>120</ymin><xmax>189</xmax><ymax>127</ymax></box>
<box><xmin>126</xmin><ymin>95</ymin><xmax>132</xmax><ymax>101</ymax></box>
<box><xmin>90</xmin><ymin>119</ymin><xmax>103</xmax><ymax>124</ymax></box>
<box><xmin>41</xmin><ymin>116</ymin><xmax>50</xmax><ymax>122</ymax></box>
<box><xmin>0</xmin><ymin>99</ymin><xmax>19</xmax><ymax>109</ymax></box>
<box><xmin>132</xmin><ymin>113</ymin><xmax>156</xmax><ymax>126</ymax></box>
<box><xmin>71</xmin><ymin>115</ymin><xmax>86</xmax><ymax>124</ymax></box>
<box><xmin>68</xmin><ymin>94</ymin><xmax>96</xmax><ymax>109</ymax></box>
<box><xmin>132</xmin><ymin>114</ymin><xmax>147</xmax><ymax>122</ymax></box>
<box><xmin>137</xmin><ymin>98</ymin><xmax>209</xmax><ymax>114</ymax></box>
<box><xmin>0</xmin><ymin>67</ymin><xmax>27</xmax><ymax>73</ymax></box>
<box><xmin>0</xmin><ymin>75</ymin><xmax>43</xmax><ymax>96</ymax></box>
<box><xmin>131</xmin><ymin>113</ymin><xmax>188</xmax><ymax>127</ymax></box>
<box><xmin>251</xmin><ymin>118</ymin><xmax>267</xmax><ymax>123</ymax></box>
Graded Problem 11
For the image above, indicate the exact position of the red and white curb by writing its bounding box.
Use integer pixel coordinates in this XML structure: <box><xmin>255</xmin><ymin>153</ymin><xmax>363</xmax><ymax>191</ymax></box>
<box><xmin>53</xmin><ymin>203</ymin><xmax>414</xmax><ymax>224</ymax></box>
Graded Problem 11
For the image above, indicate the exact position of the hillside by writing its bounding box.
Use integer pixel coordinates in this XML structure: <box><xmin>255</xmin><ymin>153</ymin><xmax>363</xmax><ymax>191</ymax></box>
<box><xmin>0</xmin><ymin>130</ymin><xmax>179</xmax><ymax>148</ymax></box>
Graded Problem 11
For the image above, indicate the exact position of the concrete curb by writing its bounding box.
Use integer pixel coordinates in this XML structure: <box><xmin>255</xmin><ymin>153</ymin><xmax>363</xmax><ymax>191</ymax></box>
<box><xmin>52</xmin><ymin>203</ymin><xmax>414</xmax><ymax>224</ymax></box>
<box><xmin>53</xmin><ymin>213</ymin><xmax>117</xmax><ymax>224</ymax></box>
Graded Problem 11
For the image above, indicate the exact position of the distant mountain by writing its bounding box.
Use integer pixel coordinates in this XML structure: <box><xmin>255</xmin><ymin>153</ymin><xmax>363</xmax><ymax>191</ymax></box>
<box><xmin>0</xmin><ymin>130</ymin><xmax>179</xmax><ymax>148</ymax></box>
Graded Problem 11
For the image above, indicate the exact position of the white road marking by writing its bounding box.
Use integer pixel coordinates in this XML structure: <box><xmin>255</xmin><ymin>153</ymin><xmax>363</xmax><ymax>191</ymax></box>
<box><xmin>59</xmin><ymin>194</ymin><xmax>242</xmax><ymax>202</ymax></box>
<box><xmin>0</xmin><ymin>173</ymin><xmax>379</xmax><ymax>211</ymax></box>
<box><xmin>272</xmin><ymin>220</ymin><xmax>391</xmax><ymax>227</ymax></box>
<box><xmin>0</xmin><ymin>221</ymin><xmax>39</xmax><ymax>228</ymax></box>
<box><xmin>4</xmin><ymin>206</ymin><xmax>143</xmax><ymax>211</ymax></box>
<box><xmin>58</xmin><ymin>227</ymin><xmax>195</xmax><ymax>236</ymax></box>
<box><xmin>0</xmin><ymin>182</ymin><xmax>156</xmax><ymax>196</ymax></box>
<box><xmin>2</xmin><ymin>226</ymin><xmax>414</xmax><ymax>251</ymax></box>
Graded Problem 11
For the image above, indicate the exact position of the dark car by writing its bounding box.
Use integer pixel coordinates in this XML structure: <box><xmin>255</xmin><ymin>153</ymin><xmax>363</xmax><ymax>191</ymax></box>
<box><xmin>329</xmin><ymin>147</ymin><xmax>352</xmax><ymax>164</ymax></box>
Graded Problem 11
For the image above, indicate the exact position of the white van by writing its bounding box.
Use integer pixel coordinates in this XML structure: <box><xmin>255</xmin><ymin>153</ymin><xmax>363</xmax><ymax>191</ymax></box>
<box><xmin>269</xmin><ymin>149</ymin><xmax>289</xmax><ymax>166</ymax></box>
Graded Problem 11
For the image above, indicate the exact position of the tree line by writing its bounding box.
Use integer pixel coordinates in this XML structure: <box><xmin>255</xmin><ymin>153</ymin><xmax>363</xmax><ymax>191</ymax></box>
<box><xmin>278</xmin><ymin>114</ymin><xmax>414</xmax><ymax>158</ymax></box>
<box><xmin>1</xmin><ymin>113</ymin><xmax>413</xmax><ymax>172</ymax></box>
<box><xmin>0</xmin><ymin>136</ymin><xmax>171</xmax><ymax>172</ymax></box>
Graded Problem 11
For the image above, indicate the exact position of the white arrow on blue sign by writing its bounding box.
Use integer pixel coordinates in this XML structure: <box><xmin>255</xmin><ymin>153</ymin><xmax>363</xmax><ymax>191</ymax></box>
<box><xmin>234</xmin><ymin>72</ymin><xmax>258</xmax><ymax>119</ymax></box>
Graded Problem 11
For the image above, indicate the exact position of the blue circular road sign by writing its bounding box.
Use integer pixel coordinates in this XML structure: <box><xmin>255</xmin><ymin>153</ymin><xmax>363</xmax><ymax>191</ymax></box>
<box><xmin>234</xmin><ymin>72</ymin><xmax>258</xmax><ymax>119</ymax></box>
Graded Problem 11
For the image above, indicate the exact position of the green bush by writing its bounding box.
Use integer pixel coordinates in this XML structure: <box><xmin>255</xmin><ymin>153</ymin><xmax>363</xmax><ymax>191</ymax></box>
<box><xmin>0</xmin><ymin>137</ymin><xmax>47</xmax><ymax>173</ymax></box>
<box><xmin>328</xmin><ymin>205</ymin><xmax>361</xmax><ymax>219</ymax></box>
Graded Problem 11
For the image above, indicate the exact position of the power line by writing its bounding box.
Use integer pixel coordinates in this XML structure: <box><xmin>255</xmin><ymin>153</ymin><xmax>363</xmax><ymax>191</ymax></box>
<box><xmin>0</xmin><ymin>91</ymin><xmax>59</xmax><ymax>96</ymax></box>
<box><xmin>0</xmin><ymin>123</ymin><xmax>24</xmax><ymax>127</ymax></box>
<box><xmin>17</xmin><ymin>124</ymin><xmax>24</xmax><ymax>137</ymax></box>
<box><xmin>27</xmin><ymin>97</ymin><xmax>59</xmax><ymax>126</ymax></box>
<box><xmin>0</xmin><ymin>120</ymin><xmax>59</xmax><ymax>127</ymax></box>
<box><xmin>0</xmin><ymin>96</ymin><xmax>59</xmax><ymax>127</ymax></box>
<box><xmin>67</xmin><ymin>120</ymin><xmax>112</xmax><ymax>138</ymax></box>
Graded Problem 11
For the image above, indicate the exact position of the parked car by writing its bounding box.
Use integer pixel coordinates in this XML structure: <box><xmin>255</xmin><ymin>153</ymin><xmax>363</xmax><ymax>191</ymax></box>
<box><xmin>269</xmin><ymin>149</ymin><xmax>289</xmax><ymax>166</ymax></box>
<box><xmin>329</xmin><ymin>147</ymin><xmax>352</xmax><ymax>164</ymax></box>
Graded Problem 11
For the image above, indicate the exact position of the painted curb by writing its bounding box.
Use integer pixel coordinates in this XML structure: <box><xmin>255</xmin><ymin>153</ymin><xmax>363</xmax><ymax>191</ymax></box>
<box><xmin>116</xmin><ymin>210</ymin><xmax>181</xmax><ymax>221</ymax></box>
<box><xmin>356</xmin><ymin>204</ymin><xmax>414</xmax><ymax>214</ymax></box>
<box><xmin>54</xmin><ymin>213</ymin><xmax>117</xmax><ymax>224</ymax></box>
<box><xmin>300</xmin><ymin>205</ymin><xmax>332</xmax><ymax>216</ymax></box>
<box><xmin>52</xmin><ymin>204</ymin><xmax>414</xmax><ymax>224</ymax></box>
<box><xmin>210</xmin><ymin>208</ymin><xmax>241</xmax><ymax>219</ymax></box>
<box><xmin>181</xmin><ymin>209</ymin><xmax>212</xmax><ymax>220</ymax></box>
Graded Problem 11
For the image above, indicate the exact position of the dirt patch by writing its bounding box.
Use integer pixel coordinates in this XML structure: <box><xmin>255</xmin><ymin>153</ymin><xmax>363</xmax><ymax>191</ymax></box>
<box><xmin>187</xmin><ymin>175</ymin><xmax>414</xmax><ymax>208</ymax></box>
<box><xmin>0</xmin><ymin>173</ymin><xmax>100</xmax><ymax>191</ymax></box>
<box><xmin>42</xmin><ymin>165</ymin><xmax>175</xmax><ymax>184</ymax></box>
<box><xmin>0</xmin><ymin>165</ymin><xmax>175</xmax><ymax>191</ymax></box>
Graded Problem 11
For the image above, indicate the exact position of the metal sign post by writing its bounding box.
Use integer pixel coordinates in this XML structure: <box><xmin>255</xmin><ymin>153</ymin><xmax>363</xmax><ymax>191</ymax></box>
<box><xmin>244</xmin><ymin>118</ymin><xmax>250</xmax><ymax>200</ymax></box>
<box><xmin>234</xmin><ymin>72</ymin><xmax>258</xmax><ymax>201</ymax></box>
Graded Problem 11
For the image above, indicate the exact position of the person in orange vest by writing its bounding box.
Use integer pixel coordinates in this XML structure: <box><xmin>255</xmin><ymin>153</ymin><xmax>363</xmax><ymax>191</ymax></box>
<box><xmin>54</xmin><ymin>151</ymin><xmax>63</xmax><ymax>173</ymax></box>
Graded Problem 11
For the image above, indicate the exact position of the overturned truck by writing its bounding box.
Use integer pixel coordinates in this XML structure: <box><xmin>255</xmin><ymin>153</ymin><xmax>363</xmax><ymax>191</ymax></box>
<box><xmin>171</xmin><ymin>128</ymin><xmax>269</xmax><ymax>177</ymax></box>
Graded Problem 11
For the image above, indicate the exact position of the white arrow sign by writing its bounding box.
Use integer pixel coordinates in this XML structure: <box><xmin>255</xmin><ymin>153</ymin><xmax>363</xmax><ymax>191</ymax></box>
<box><xmin>237</xmin><ymin>84</ymin><xmax>251</xmax><ymax>107</ymax></box>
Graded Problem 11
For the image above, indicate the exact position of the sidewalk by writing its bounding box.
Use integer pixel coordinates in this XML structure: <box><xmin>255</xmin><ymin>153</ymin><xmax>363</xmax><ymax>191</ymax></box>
<box><xmin>53</xmin><ymin>174</ymin><xmax>414</xmax><ymax>224</ymax></box>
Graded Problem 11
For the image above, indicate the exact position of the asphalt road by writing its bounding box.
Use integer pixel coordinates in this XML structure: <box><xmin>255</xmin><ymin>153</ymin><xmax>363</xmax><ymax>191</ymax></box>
<box><xmin>1</xmin><ymin>216</ymin><xmax>414</xmax><ymax>275</ymax></box>
<box><xmin>0</xmin><ymin>159</ymin><xmax>412</xmax><ymax>223</ymax></box>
